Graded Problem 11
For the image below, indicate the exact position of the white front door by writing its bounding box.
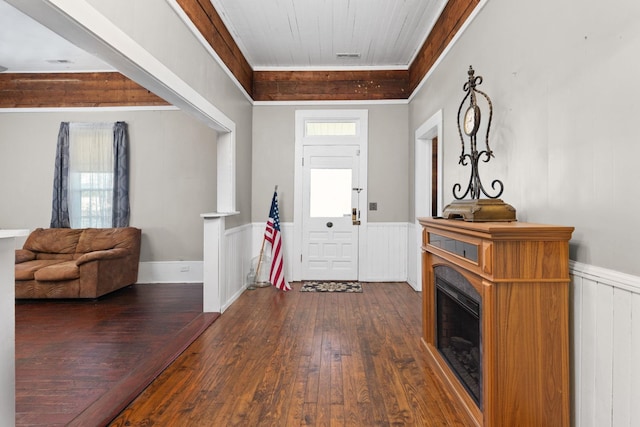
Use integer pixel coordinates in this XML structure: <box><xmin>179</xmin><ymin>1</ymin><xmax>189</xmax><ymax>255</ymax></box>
<box><xmin>302</xmin><ymin>145</ymin><xmax>361</xmax><ymax>281</ymax></box>
<box><xmin>293</xmin><ymin>109</ymin><xmax>368</xmax><ymax>282</ymax></box>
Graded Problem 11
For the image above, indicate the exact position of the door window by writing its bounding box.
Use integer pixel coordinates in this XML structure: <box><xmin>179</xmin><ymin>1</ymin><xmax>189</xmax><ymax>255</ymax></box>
<box><xmin>309</xmin><ymin>168</ymin><xmax>352</xmax><ymax>218</ymax></box>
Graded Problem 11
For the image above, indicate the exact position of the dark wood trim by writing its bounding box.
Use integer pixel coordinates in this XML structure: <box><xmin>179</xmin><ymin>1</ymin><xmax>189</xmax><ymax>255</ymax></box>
<box><xmin>0</xmin><ymin>72</ymin><xmax>169</xmax><ymax>108</ymax></box>
<box><xmin>409</xmin><ymin>0</ymin><xmax>480</xmax><ymax>93</ymax></box>
<box><xmin>4</xmin><ymin>1</ymin><xmax>480</xmax><ymax>106</ymax></box>
<box><xmin>175</xmin><ymin>0</ymin><xmax>253</xmax><ymax>96</ymax></box>
<box><xmin>253</xmin><ymin>70</ymin><xmax>409</xmax><ymax>101</ymax></box>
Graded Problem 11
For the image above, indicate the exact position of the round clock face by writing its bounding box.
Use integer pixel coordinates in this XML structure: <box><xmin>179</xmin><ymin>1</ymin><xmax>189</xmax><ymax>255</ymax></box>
<box><xmin>463</xmin><ymin>105</ymin><xmax>480</xmax><ymax>136</ymax></box>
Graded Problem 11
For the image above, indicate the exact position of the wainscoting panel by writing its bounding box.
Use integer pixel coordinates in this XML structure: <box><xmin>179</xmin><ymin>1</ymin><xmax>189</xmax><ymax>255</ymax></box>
<box><xmin>571</xmin><ymin>261</ymin><xmax>640</xmax><ymax>427</ymax></box>
<box><xmin>253</xmin><ymin>222</ymin><xmax>406</xmax><ymax>283</ymax></box>
<box><xmin>406</xmin><ymin>222</ymin><xmax>418</xmax><ymax>290</ymax></box>
<box><xmin>360</xmin><ymin>222</ymin><xmax>407</xmax><ymax>282</ymax></box>
<box><xmin>221</xmin><ymin>224</ymin><xmax>253</xmax><ymax>312</ymax></box>
<box><xmin>140</xmin><ymin>222</ymin><xmax>409</xmax><ymax>286</ymax></box>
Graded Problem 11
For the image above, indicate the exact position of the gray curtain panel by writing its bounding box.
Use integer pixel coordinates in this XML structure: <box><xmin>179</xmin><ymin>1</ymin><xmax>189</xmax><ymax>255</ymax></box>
<box><xmin>112</xmin><ymin>121</ymin><xmax>130</xmax><ymax>227</ymax></box>
<box><xmin>50</xmin><ymin>122</ymin><xmax>70</xmax><ymax>228</ymax></box>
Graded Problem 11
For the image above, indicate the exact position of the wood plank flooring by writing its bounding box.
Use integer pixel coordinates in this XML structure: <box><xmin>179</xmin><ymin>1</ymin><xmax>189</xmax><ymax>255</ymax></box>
<box><xmin>16</xmin><ymin>283</ymin><xmax>218</xmax><ymax>427</ymax></box>
<box><xmin>111</xmin><ymin>282</ymin><xmax>468</xmax><ymax>426</ymax></box>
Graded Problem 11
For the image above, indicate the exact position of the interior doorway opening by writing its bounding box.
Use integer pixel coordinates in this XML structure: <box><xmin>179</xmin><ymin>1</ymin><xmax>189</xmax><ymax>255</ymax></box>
<box><xmin>414</xmin><ymin>110</ymin><xmax>443</xmax><ymax>291</ymax></box>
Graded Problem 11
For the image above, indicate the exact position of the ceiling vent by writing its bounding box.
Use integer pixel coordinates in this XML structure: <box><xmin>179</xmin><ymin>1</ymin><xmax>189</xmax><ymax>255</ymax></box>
<box><xmin>336</xmin><ymin>53</ymin><xmax>361</xmax><ymax>59</ymax></box>
<box><xmin>46</xmin><ymin>59</ymin><xmax>73</xmax><ymax>64</ymax></box>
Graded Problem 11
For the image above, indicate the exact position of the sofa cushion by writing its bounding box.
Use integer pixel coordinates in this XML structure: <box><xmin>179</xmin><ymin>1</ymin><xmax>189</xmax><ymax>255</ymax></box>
<box><xmin>34</xmin><ymin>261</ymin><xmax>80</xmax><ymax>282</ymax></box>
<box><xmin>16</xmin><ymin>260</ymin><xmax>68</xmax><ymax>281</ymax></box>
<box><xmin>75</xmin><ymin>227</ymin><xmax>140</xmax><ymax>253</ymax></box>
<box><xmin>23</xmin><ymin>228</ymin><xmax>83</xmax><ymax>254</ymax></box>
<box><xmin>15</xmin><ymin>249</ymin><xmax>36</xmax><ymax>264</ymax></box>
<box><xmin>34</xmin><ymin>253</ymin><xmax>75</xmax><ymax>261</ymax></box>
<box><xmin>75</xmin><ymin>248</ymin><xmax>129</xmax><ymax>265</ymax></box>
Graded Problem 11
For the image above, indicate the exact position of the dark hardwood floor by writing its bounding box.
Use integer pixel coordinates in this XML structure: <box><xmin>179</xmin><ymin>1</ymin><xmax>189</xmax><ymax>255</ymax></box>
<box><xmin>110</xmin><ymin>282</ymin><xmax>468</xmax><ymax>426</ymax></box>
<box><xmin>16</xmin><ymin>283</ymin><xmax>218</xmax><ymax>427</ymax></box>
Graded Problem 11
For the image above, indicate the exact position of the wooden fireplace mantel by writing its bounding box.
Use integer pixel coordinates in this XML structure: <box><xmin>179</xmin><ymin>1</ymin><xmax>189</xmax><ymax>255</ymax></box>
<box><xmin>419</xmin><ymin>217</ymin><xmax>574</xmax><ymax>427</ymax></box>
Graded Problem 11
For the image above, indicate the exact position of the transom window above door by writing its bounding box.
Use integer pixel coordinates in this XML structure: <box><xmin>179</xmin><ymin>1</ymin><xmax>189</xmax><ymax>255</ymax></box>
<box><xmin>305</xmin><ymin>121</ymin><xmax>358</xmax><ymax>136</ymax></box>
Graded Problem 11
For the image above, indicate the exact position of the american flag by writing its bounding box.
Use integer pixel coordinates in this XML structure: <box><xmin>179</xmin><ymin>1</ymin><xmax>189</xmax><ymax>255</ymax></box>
<box><xmin>264</xmin><ymin>190</ymin><xmax>290</xmax><ymax>291</ymax></box>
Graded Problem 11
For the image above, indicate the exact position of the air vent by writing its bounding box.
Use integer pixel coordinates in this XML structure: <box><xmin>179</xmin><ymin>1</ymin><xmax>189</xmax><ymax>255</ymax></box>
<box><xmin>336</xmin><ymin>53</ymin><xmax>361</xmax><ymax>59</ymax></box>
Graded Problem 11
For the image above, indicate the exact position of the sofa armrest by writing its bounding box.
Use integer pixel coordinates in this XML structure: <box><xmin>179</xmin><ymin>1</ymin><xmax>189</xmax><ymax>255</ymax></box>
<box><xmin>15</xmin><ymin>249</ymin><xmax>36</xmax><ymax>264</ymax></box>
<box><xmin>75</xmin><ymin>248</ymin><xmax>130</xmax><ymax>266</ymax></box>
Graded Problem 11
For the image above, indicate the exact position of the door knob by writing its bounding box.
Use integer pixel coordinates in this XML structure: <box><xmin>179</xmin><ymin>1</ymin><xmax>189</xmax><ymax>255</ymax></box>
<box><xmin>326</xmin><ymin>222</ymin><xmax>333</xmax><ymax>228</ymax></box>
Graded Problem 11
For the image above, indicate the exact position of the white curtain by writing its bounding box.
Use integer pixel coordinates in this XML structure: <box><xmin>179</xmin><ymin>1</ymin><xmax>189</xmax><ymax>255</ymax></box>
<box><xmin>68</xmin><ymin>123</ymin><xmax>114</xmax><ymax>228</ymax></box>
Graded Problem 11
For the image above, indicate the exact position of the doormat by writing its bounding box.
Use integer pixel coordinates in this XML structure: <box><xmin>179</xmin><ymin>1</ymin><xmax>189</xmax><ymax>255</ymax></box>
<box><xmin>300</xmin><ymin>281</ymin><xmax>363</xmax><ymax>293</ymax></box>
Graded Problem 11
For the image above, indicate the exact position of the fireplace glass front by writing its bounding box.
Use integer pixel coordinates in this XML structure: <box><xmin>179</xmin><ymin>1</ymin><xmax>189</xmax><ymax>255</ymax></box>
<box><xmin>434</xmin><ymin>266</ymin><xmax>482</xmax><ymax>407</ymax></box>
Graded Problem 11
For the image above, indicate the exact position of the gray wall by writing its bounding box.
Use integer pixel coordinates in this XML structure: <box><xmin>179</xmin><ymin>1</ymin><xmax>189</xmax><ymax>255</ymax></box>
<box><xmin>409</xmin><ymin>0</ymin><xmax>640</xmax><ymax>276</ymax></box>
<box><xmin>1</xmin><ymin>0</ymin><xmax>256</xmax><ymax>262</ymax></box>
<box><xmin>0</xmin><ymin>109</ymin><xmax>216</xmax><ymax>262</ymax></box>
<box><xmin>84</xmin><ymin>0</ymin><xmax>253</xmax><ymax>228</ymax></box>
<box><xmin>252</xmin><ymin>104</ymin><xmax>409</xmax><ymax>223</ymax></box>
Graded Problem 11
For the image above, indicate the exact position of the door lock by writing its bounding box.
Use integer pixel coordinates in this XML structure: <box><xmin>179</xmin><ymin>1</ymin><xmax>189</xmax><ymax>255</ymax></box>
<box><xmin>352</xmin><ymin>208</ymin><xmax>361</xmax><ymax>226</ymax></box>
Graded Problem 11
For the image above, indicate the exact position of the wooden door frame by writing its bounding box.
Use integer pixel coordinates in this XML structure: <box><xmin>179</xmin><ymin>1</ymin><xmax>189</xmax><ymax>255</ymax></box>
<box><xmin>293</xmin><ymin>109</ymin><xmax>368</xmax><ymax>281</ymax></box>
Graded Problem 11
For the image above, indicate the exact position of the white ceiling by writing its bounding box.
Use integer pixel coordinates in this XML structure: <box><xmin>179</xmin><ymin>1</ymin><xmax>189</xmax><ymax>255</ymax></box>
<box><xmin>212</xmin><ymin>0</ymin><xmax>447</xmax><ymax>70</ymax></box>
<box><xmin>0</xmin><ymin>0</ymin><xmax>113</xmax><ymax>72</ymax></box>
<box><xmin>0</xmin><ymin>0</ymin><xmax>446</xmax><ymax>73</ymax></box>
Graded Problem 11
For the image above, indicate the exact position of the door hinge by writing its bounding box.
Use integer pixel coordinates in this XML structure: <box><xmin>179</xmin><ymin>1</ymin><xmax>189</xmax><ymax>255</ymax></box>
<box><xmin>356</xmin><ymin>149</ymin><xmax>360</xmax><ymax>156</ymax></box>
<box><xmin>300</xmin><ymin>254</ymin><xmax>303</xmax><ymax>262</ymax></box>
<box><xmin>302</xmin><ymin>157</ymin><xmax>304</xmax><ymax>166</ymax></box>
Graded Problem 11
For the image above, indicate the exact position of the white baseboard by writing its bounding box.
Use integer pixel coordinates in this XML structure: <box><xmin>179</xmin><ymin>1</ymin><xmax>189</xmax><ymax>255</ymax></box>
<box><xmin>137</xmin><ymin>261</ymin><xmax>203</xmax><ymax>283</ymax></box>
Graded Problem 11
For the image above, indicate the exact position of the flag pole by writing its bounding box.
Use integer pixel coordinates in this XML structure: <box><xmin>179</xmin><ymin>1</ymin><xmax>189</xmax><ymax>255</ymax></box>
<box><xmin>254</xmin><ymin>239</ymin><xmax>266</xmax><ymax>285</ymax></box>
<box><xmin>255</xmin><ymin>185</ymin><xmax>278</xmax><ymax>286</ymax></box>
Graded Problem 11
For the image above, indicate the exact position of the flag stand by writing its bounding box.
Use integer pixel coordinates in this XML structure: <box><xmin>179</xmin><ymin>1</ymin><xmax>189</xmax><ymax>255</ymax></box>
<box><xmin>252</xmin><ymin>185</ymin><xmax>278</xmax><ymax>288</ymax></box>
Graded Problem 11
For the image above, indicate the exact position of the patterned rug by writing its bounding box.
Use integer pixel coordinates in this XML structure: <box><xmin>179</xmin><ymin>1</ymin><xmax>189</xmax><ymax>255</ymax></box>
<box><xmin>300</xmin><ymin>281</ymin><xmax>363</xmax><ymax>293</ymax></box>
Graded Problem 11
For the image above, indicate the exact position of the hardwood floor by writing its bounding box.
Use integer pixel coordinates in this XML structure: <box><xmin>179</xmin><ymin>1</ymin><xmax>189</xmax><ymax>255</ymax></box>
<box><xmin>16</xmin><ymin>283</ymin><xmax>218</xmax><ymax>427</ymax></box>
<box><xmin>111</xmin><ymin>282</ymin><xmax>468</xmax><ymax>426</ymax></box>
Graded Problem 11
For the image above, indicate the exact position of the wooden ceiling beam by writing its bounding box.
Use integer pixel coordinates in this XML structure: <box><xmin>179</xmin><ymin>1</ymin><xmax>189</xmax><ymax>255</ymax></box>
<box><xmin>175</xmin><ymin>0</ymin><xmax>253</xmax><ymax>97</ymax></box>
<box><xmin>0</xmin><ymin>72</ymin><xmax>168</xmax><ymax>108</ymax></box>
<box><xmin>253</xmin><ymin>70</ymin><xmax>409</xmax><ymax>102</ymax></box>
<box><xmin>409</xmin><ymin>0</ymin><xmax>480</xmax><ymax>94</ymax></box>
<box><xmin>2</xmin><ymin>0</ymin><xmax>479</xmax><ymax>106</ymax></box>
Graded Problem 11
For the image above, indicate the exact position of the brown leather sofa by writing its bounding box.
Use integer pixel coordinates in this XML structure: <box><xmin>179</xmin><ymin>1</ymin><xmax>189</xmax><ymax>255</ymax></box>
<box><xmin>15</xmin><ymin>227</ymin><xmax>141</xmax><ymax>299</ymax></box>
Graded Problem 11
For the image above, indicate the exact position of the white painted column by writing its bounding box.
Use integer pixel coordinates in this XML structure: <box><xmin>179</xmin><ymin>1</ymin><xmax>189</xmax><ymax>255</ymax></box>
<box><xmin>0</xmin><ymin>229</ymin><xmax>29</xmax><ymax>427</ymax></box>
<box><xmin>201</xmin><ymin>213</ymin><xmax>237</xmax><ymax>313</ymax></box>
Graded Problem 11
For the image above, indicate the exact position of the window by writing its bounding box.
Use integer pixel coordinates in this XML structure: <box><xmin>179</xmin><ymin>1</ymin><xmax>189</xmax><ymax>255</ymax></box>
<box><xmin>305</xmin><ymin>121</ymin><xmax>357</xmax><ymax>136</ymax></box>
<box><xmin>69</xmin><ymin>123</ymin><xmax>114</xmax><ymax>228</ymax></box>
<box><xmin>51</xmin><ymin>121</ymin><xmax>130</xmax><ymax>229</ymax></box>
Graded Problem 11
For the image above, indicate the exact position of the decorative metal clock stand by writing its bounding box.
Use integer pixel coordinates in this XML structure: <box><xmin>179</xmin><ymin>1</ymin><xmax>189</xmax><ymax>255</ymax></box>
<box><xmin>442</xmin><ymin>66</ymin><xmax>516</xmax><ymax>222</ymax></box>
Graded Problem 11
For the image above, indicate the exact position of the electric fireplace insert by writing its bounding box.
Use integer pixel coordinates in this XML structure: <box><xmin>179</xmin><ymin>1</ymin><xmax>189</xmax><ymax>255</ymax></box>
<box><xmin>434</xmin><ymin>265</ymin><xmax>482</xmax><ymax>407</ymax></box>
